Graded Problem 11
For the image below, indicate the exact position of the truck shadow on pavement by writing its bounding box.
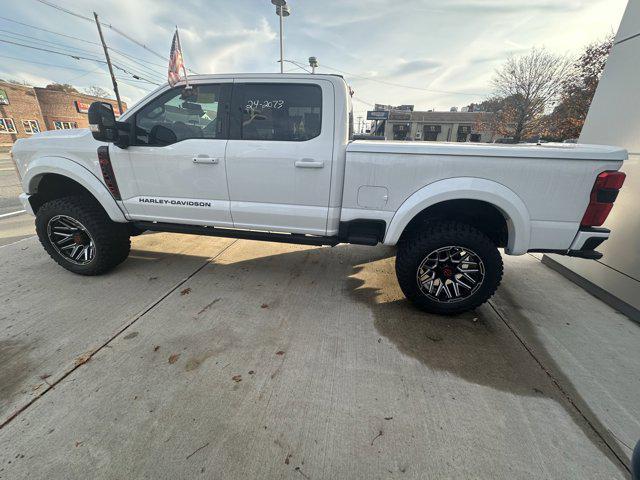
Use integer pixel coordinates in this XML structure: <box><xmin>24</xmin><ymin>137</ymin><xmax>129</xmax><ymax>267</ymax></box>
<box><xmin>341</xmin><ymin>247</ymin><xmax>628</xmax><ymax>474</ymax></box>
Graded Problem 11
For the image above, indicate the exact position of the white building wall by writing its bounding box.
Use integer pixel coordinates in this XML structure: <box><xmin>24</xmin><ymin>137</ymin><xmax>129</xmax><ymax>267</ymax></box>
<box><xmin>544</xmin><ymin>0</ymin><xmax>640</xmax><ymax>321</ymax></box>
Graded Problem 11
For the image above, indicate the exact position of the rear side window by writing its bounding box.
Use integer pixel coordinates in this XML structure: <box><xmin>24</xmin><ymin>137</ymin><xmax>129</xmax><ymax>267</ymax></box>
<box><xmin>237</xmin><ymin>83</ymin><xmax>322</xmax><ymax>141</ymax></box>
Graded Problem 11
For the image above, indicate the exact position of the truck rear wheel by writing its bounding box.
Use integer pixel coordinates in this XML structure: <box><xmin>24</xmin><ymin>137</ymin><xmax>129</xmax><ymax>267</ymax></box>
<box><xmin>395</xmin><ymin>221</ymin><xmax>503</xmax><ymax>315</ymax></box>
<box><xmin>36</xmin><ymin>195</ymin><xmax>131</xmax><ymax>275</ymax></box>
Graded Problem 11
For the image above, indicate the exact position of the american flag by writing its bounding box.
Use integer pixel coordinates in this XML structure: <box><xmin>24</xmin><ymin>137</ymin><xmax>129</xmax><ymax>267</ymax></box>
<box><xmin>168</xmin><ymin>29</ymin><xmax>185</xmax><ymax>87</ymax></box>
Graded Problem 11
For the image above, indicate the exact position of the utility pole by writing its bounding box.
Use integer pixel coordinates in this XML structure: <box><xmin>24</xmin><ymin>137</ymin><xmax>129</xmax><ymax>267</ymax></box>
<box><xmin>94</xmin><ymin>12</ymin><xmax>123</xmax><ymax>115</ymax></box>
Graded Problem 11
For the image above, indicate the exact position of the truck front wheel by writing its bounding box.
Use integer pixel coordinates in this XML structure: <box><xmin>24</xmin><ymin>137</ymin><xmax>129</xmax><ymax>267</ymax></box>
<box><xmin>35</xmin><ymin>195</ymin><xmax>131</xmax><ymax>275</ymax></box>
<box><xmin>395</xmin><ymin>221</ymin><xmax>503</xmax><ymax>315</ymax></box>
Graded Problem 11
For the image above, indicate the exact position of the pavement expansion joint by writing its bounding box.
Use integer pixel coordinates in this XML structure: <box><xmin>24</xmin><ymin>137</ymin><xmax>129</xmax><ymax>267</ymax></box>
<box><xmin>0</xmin><ymin>239</ymin><xmax>239</xmax><ymax>430</ymax></box>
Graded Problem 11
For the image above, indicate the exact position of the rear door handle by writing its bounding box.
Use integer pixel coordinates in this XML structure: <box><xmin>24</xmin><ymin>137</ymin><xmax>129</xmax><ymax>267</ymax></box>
<box><xmin>295</xmin><ymin>159</ymin><xmax>324</xmax><ymax>168</ymax></box>
<box><xmin>193</xmin><ymin>156</ymin><xmax>220</xmax><ymax>164</ymax></box>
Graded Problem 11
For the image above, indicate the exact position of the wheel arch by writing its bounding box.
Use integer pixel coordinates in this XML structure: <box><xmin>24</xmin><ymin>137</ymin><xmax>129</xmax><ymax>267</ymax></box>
<box><xmin>384</xmin><ymin>177</ymin><xmax>531</xmax><ymax>255</ymax></box>
<box><xmin>24</xmin><ymin>156</ymin><xmax>127</xmax><ymax>222</ymax></box>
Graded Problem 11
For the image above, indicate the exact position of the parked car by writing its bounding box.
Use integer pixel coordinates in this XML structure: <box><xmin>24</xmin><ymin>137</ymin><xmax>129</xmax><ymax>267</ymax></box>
<box><xmin>11</xmin><ymin>74</ymin><xmax>627</xmax><ymax>314</ymax></box>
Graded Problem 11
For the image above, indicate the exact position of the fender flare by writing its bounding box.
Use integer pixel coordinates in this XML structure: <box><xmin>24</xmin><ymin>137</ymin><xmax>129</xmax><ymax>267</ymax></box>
<box><xmin>23</xmin><ymin>156</ymin><xmax>128</xmax><ymax>223</ymax></box>
<box><xmin>383</xmin><ymin>177</ymin><xmax>531</xmax><ymax>255</ymax></box>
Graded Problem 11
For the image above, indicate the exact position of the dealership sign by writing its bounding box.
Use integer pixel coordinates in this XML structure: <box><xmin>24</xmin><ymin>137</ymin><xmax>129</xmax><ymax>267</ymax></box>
<box><xmin>367</xmin><ymin>110</ymin><xmax>389</xmax><ymax>120</ymax></box>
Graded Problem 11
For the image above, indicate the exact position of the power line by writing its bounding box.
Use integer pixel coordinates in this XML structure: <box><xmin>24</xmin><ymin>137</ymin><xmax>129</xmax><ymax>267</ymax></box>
<box><xmin>0</xmin><ymin>38</ymin><xmax>103</xmax><ymax>62</ymax></box>
<box><xmin>35</xmin><ymin>0</ymin><xmax>93</xmax><ymax>21</ymax></box>
<box><xmin>318</xmin><ymin>63</ymin><xmax>488</xmax><ymax>97</ymax></box>
<box><xmin>0</xmin><ymin>14</ymin><xmax>168</xmax><ymax>75</ymax></box>
<box><xmin>282</xmin><ymin>59</ymin><xmax>311</xmax><ymax>74</ymax></box>
<box><xmin>0</xmin><ymin>28</ymin><xmax>103</xmax><ymax>57</ymax></box>
<box><xmin>34</xmin><ymin>0</ymin><xmax>199</xmax><ymax>74</ymax></box>
<box><xmin>0</xmin><ymin>38</ymin><xmax>161</xmax><ymax>85</ymax></box>
<box><xmin>108</xmin><ymin>50</ymin><xmax>166</xmax><ymax>80</ymax></box>
<box><xmin>351</xmin><ymin>96</ymin><xmax>376</xmax><ymax>107</ymax></box>
<box><xmin>108</xmin><ymin>47</ymin><xmax>168</xmax><ymax>72</ymax></box>
<box><xmin>63</xmin><ymin>67</ymin><xmax>106</xmax><ymax>84</ymax></box>
<box><xmin>0</xmin><ymin>15</ymin><xmax>167</xmax><ymax>83</ymax></box>
<box><xmin>0</xmin><ymin>53</ymin><xmax>98</xmax><ymax>72</ymax></box>
<box><xmin>1</xmin><ymin>25</ymin><xmax>166</xmax><ymax>82</ymax></box>
<box><xmin>0</xmin><ymin>15</ymin><xmax>100</xmax><ymax>46</ymax></box>
<box><xmin>0</xmin><ymin>54</ymin><xmax>159</xmax><ymax>87</ymax></box>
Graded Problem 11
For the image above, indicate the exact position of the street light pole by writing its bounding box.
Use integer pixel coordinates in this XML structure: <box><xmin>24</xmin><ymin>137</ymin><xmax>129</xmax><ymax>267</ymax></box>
<box><xmin>272</xmin><ymin>0</ymin><xmax>289</xmax><ymax>74</ymax></box>
<box><xmin>279</xmin><ymin>12</ymin><xmax>284</xmax><ymax>73</ymax></box>
<box><xmin>308</xmin><ymin>56</ymin><xmax>319</xmax><ymax>74</ymax></box>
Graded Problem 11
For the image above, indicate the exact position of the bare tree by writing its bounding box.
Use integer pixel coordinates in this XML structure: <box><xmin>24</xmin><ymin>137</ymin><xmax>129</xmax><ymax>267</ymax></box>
<box><xmin>84</xmin><ymin>85</ymin><xmax>113</xmax><ymax>99</ymax></box>
<box><xmin>491</xmin><ymin>48</ymin><xmax>571</xmax><ymax>142</ymax></box>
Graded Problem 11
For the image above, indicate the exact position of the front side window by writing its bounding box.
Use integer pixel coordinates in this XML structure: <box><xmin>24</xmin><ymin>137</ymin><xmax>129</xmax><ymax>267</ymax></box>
<box><xmin>0</xmin><ymin>118</ymin><xmax>17</xmax><ymax>134</ymax></box>
<box><xmin>135</xmin><ymin>84</ymin><xmax>226</xmax><ymax>146</ymax></box>
<box><xmin>238</xmin><ymin>83</ymin><xmax>322</xmax><ymax>141</ymax></box>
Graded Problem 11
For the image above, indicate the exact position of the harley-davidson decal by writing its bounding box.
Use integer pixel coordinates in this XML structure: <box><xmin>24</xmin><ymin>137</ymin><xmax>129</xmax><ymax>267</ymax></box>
<box><xmin>138</xmin><ymin>198</ymin><xmax>212</xmax><ymax>207</ymax></box>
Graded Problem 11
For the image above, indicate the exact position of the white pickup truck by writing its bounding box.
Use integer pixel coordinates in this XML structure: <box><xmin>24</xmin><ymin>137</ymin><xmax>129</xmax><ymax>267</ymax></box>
<box><xmin>11</xmin><ymin>73</ymin><xmax>627</xmax><ymax>314</ymax></box>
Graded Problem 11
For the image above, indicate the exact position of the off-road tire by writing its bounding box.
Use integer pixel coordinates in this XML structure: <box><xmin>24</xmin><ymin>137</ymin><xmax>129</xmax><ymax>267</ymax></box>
<box><xmin>36</xmin><ymin>195</ymin><xmax>131</xmax><ymax>275</ymax></box>
<box><xmin>395</xmin><ymin>221</ymin><xmax>503</xmax><ymax>315</ymax></box>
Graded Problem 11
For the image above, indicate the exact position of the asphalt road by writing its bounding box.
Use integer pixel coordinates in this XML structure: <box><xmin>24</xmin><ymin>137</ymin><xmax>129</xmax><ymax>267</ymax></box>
<box><xmin>0</xmin><ymin>152</ymin><xmax>35</xmax><ymax>247</ymax></box>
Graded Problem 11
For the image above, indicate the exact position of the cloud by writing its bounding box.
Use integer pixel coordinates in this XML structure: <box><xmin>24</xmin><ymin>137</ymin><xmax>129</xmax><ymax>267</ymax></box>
<box><xmin>0</xmin><ymin>0</ymin><xmax>627</xmax><ymax>115</ymax></box>
<box><xmin>430</xmin><ymin>0</ymin><xmax>585</xmax><ymax>14</ymax></box>
<box><xmin>392</xmin><ymin>59</ymin><xmax>442</xmax><ymax>76</ymax></box>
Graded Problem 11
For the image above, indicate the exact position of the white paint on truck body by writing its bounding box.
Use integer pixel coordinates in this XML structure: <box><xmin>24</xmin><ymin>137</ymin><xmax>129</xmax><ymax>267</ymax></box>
<box><xmin>343</xmin><ymin>140</ymin><xmax>625</xmax><ymax>253</ymax></box>
<box><xmin>11</xmin><ymin>73</ymin><xmax>627</xmax><ymax>255</ymax></box>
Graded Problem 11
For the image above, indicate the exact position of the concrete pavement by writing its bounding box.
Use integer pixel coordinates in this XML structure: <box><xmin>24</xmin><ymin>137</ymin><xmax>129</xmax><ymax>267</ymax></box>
<box><xmin>0</xmin><ymin>212</ymin><xmax>34</xmax><ymax>247</ymax></box>
<box><xmin>0</xmin><ymin>152</ymin><xmax>23</xmax><ymax>216</ymax></box>
<box><xmin>0</xmin><ymin>234</ymin><xmax>637</xmax><ymax>479</ymax></box>
<box><xmin>0</xmin><ymin>151</ymin><xmax>34</xmax><ymax>247</ymax></box>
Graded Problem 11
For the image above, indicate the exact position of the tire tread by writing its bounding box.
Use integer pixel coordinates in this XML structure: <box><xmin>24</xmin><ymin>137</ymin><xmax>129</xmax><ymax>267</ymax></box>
<box><xmin>36</xmin><ymin>195</ymin><xmax>130</xmax><ymax>276</ymax></box>
<box><xmin>396</xmin><ymin>220</ymin><xmax>503</xmax><ymax>314</ymax></box>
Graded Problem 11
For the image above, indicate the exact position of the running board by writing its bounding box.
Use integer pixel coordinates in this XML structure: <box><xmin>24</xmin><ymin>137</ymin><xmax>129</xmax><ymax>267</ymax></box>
<box><xmin>133</xmin><ymin>221</ymin><xmax>340</xmax><ymax>247</ymax></box>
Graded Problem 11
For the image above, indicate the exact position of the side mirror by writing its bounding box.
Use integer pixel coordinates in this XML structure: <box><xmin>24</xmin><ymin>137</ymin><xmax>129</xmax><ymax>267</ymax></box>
<box><xmin>88</xmin><ymin>102</ymin><xmax>118</xmax><ymax>143</ymax></box>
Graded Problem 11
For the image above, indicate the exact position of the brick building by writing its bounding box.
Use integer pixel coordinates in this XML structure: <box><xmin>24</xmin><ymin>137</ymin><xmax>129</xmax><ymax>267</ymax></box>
<box><xmin>0</xmin><ymin>81</ymin><xmax>125</xmax><ymax>144</ymax></box>
<box><xmin>0</xmin><ymin>82</ymin><xmax>45</xmax><ymax>143</ymax></box>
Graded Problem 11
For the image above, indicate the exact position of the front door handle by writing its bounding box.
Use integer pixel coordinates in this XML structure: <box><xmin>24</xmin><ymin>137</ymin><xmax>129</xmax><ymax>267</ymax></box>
<box><xmin>193</xmin><ymin>156</ymin><xmax>220</xmax><ymax>164</ymax></box>
<box><xmin>295</xmin><ymin>158</ymin><xmax>324</xmax><ymax>168</ymax></box>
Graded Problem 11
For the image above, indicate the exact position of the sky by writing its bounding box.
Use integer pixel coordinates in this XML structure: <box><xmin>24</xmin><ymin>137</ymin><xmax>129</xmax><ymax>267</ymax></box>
<box><xmin>0</xmin><ymin>0</ymin><xmax>629</xmax><ymax>121</ymax></box>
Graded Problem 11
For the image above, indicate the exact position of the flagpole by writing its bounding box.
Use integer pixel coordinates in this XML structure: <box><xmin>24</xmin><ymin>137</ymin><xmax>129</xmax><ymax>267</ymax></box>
<box><xmin>175</xmin><ymin>26</ymin><xmax>190</xmax><ymax>89</ymax></box>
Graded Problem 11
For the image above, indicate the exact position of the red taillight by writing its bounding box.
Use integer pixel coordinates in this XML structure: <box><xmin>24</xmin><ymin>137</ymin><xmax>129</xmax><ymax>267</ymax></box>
<box><xmin>581</xmin><ymin>171</ymin><xmax>626</xmax><ymax>227</ymax></box>
<box><xmin>97</xmin><ymin>146</ymin><xmax>121</xmax><ymax>200</ymax></box>
<box><xmin>594</xmin><ymin>171</ymin><xmax>626</xmax><ymax>190</ymax></box>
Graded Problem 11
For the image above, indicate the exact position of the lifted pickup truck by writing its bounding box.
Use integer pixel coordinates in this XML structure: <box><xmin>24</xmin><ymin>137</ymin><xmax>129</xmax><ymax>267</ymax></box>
<box><xmin>11</xmin><ymin>73</ymin><xmax>627</xmax><ymax>314</ymax></box>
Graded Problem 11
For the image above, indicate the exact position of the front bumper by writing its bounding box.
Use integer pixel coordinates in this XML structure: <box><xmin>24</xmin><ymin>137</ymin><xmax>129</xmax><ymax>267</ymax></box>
<box><xmin>19</xmin><ymin>193</ymin><xmax>35</xmax><ymax>216</ymax></box>
<box><xmin>530</xmin><ymin>227</ymin><xmax>610</xmax><ymax>260</ymax></box>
